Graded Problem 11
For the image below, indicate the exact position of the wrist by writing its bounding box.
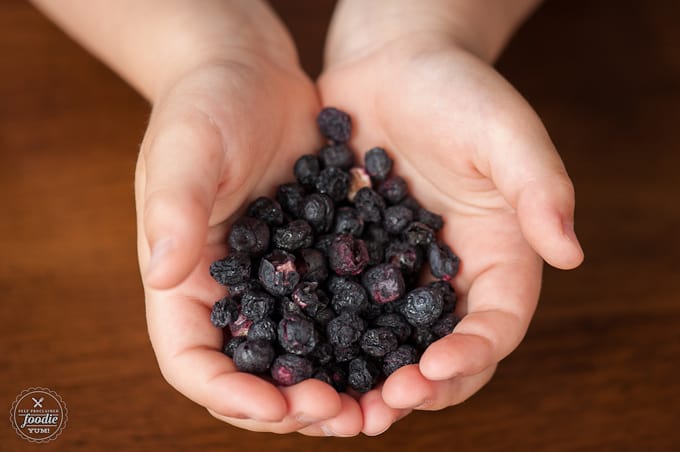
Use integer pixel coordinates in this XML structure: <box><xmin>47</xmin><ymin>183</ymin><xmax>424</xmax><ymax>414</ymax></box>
<box><xmin>324</xmin><ymin>0</ymin><xmax>541</xmax><ymax>68</ymax></box>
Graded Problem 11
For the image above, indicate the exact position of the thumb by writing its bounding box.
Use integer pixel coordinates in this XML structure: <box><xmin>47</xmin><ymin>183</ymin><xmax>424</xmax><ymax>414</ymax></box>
<box><xmin>486</xmin><ymin>112</ymin><xmax>584</xmax><ymax>270</ymax></box>
<box><xmin>136</xmin><ymin>107</ymin><xmax>224</xmax><ymax>289</ymax></box>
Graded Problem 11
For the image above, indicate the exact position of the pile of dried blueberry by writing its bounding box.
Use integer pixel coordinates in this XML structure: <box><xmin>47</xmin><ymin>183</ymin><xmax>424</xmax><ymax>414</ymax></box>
<box><xmin>209</xmin><ymin>107</ymin><xmax>461</xmax><ymax>393</ymax></box>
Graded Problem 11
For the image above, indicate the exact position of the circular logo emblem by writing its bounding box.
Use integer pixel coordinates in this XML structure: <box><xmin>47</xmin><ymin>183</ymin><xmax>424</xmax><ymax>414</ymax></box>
<box><xmin>10</xmin><ymin>387</ymin><xmax>68</xmax><ymax>443</ymax></box>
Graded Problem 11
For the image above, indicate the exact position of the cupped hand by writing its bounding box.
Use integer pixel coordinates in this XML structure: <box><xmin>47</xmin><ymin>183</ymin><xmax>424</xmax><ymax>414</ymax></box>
<box><xmin>135</xmin><ymin>55</ymin><xmax>363</xmax><ymax>435</ymax></box>
<box><xmin>312</xmin><ymin>34</ymin><xmax>584</xmax><ymax>435</ymax></box>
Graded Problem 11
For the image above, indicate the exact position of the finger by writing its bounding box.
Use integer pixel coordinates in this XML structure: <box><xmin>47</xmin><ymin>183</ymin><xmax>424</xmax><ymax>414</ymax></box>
<box><xmin>138</xmin><ymin>106</ymin><xmax>226</xmax><ymax>290</ymax></box>
<box><xmin>147</xmin><ymin>289</ymin><xmax>287</xmax><ymax>422</ymax></box>
<box><xmin>485</xmin><ymin>111</ymin><xmax>584</xmax><ymax>270</ymax></box>
<box><xmin>382</xmin><ymin>363</ymin><xmax>496</xmax><ymax>410</ymax></box>
<box><xmin>419</xmin><ymin>256</ymin><xmax>541</xmax><ymax>380</ymax></box>
<box><xmin>359</xmin><ymin>386</ymin><xmax>412</xmax><ymax>436</ymax></box>
<box><xmin>298</xmin><ymin>393</ymin><xmax>363</xmax><ymax>437</ymax></box>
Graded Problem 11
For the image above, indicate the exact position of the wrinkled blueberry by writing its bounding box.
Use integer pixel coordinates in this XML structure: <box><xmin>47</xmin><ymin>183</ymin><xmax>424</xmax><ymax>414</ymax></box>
<box><xmin>228</xmin><ymin>217</ymin><xmax>270</xmax><ymax>255</ymax></box>
<box><xmin>241</xmin><ymin>288</ymin><xmax>276</xmax><ymax>321</ymax></box>
<box><xmin>315</xmin><ymin>167</ymin><xmax>350</xmax><ymax>201</ymax></box>
<box><xmin>361</xmin><ymin>264</ymin><xmax>405</xmax><ymax>304</ymax></box>
<box><xmin>382</xmin><ymin>345</ymin><xmax>418</xmax><ymax>376</ymax></box>
<box><xmin>271</xmin><ymin>354</ymin><xmax>314</xmax><ymax>386</ymax></box>
<box><xmin>431</xmin><ymin>312</ymin><xmax>460</xmax><ymax>338</ymax></box>
<box><xmin>331</xmin><ymin>279</ymin><xmax>368</xmax><ymax>313</ymax></box>
<box><xmin>317</xmin><ymin>107</ymin><xmax>352</xmax><ymax>143</ymax></box>
<box><xmin>417</xmin><ymin>208</ymin><xmax>444</xmax><ymax>231</ymax></box>
<box><xmin>378</xmin><ymin>176</ymin><xmax>408</xmax><ymax>204</ymax></box>
<box><xmin>297</xmin><ymin>248</ymin><xmax>328</xmax><ymax>282</ymax></box>
<box><xmin>364</xmin><ymin>147</ymin><xmax>393</xmax><ymax>181</ymax></box>
<box><xmin>327</xmin><ymin>311</ymin><xmax>367</xmax><ymax>347</ymax></box>
<box><xmin>353</xmin><ymin>187</ymin><xmax>385</xmax><ymax>223</ymax></box>
<box><xmin>259</xmin><ymin>250</ymin><xmax>300</xmax><ymax>296</ymax></box>
<box><xmin>383</xmin><ymin>205</ymin><xmax>414</xmax><ymax>234</ymax></box>
<box><xmin>276</xmin><ymin>183</ymin><xmax>306</xmax><ymax>217</ymax></box>
<box><xmin>301</xmin><ymin>193</ymin><xmax>335</xmax><ymax>233</ymax></box>
<box><xmin>273</xmin><ymin>219</ymin><xmax>313</xmax><ymax>251</ymax></box>
<box><xmin>334</xmin><ymin>207</ymin><xmax>364</xmax><ymax>237</ymax></box>
<box><xmin>294</xmin><ymin>154</ymin><xmax>320</xmax><ymax>186</ymax></box>
<box><xmin>328</xmin><ymin>234</ymin><xmax>369</xmax><ymax>276</ymax></box>
<box><xmin>210</xmin><ymin>253</ymin><xmax>251</xmax><ymax>286</ymax></box>
<box><xmin>278</xmin><ymin>314</ymin><xmax>319</xmax><ymax>355</ymax></box>
<box><xmin>210</xmin><ymin>297</ymin><xmax>239</xmax><ymax>328</ymax></box>
<box><xmin>348</xmin><ymin>357</ymin><xmax>380</xmax><ymax>393</ymax></box>
<box><xmin>320</xmin><ymin>144</ymin><xmax>354</xmax><ymax>169</ymax></box>
<box><xmin>247</xmin><ymin>197</ymin><xmax>284</xmax><ymax>226</ymax></box>
<box><xmin>360</xmin><ymin>328</ymin><xmax>398</xmax><ymax>358</ymax></box>
<box><xmin>222</xmin><ymin>336</ymin><xmax>246</xmax><ymax>358</ymax></box>
<box><xmin>428</xmin><ymin>242</ymin><xmax>461</xmax><ymax>280</ymax></box>
<box><xmin>385</xmin><ymin>241</ymin><xmax>423</xmax><ymax>275</ymax></box>
<box><xmin>373</xmin><ymin>312</ymin><xmax>412</xmax><ymax>343</ymax></box>
<box><xmin>247</xmin><ymin>318</ymin><xmax>278</xmax><ymax>342</ymax></box>
<box><xmin>402</xmin><ymin>221</ymin><xmax>435</xmax><ymax>247</ymax></box>
<box><xmin>233</xmin><ymin>339</ymin><xmax>275</xmax><ymax>374</ymax></box>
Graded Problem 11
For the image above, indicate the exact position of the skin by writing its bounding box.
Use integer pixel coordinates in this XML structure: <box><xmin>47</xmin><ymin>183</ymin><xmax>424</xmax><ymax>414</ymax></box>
<box><xmin>31</xmin><ymin>0</ymin><xmax>583</xmax><ymax>437</ymax></box>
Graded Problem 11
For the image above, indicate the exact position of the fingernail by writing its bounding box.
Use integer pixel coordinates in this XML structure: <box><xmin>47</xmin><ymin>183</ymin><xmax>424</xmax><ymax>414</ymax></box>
<box><xmin>562</xmin><ymin>220</ymin><xmax>583</xmax><ymax>252</ymax></box>
<box><xmin>415</xmin><ymin>399</ymin><xmax>434</xmax><ymax>410</ymax></box>
<box><xmin>295</xmin><ymin>413</ymin><xmax>320</xmax><ymax>424</ymax></box>
<box><xmin>320</xmin><ymin>424</ymin><xmax>335</xmax><ymax>436</ymax></box>
<box><xmin>366</xmin><ymin>424</ymin><xmax>391</xmax><ymax>436</ymax></box>
<box><xmin>147</xmin><ymin>238</ymin><xmax>173</xmax><ymax>276</ymax></box>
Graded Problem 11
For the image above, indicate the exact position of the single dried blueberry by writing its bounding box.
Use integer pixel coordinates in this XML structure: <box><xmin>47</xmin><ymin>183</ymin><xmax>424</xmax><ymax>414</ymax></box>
<box><xmin>297</xmin><ymin>248</ymin><xmax>328</xmax><ymax>282</ymax></box>
<box><xmin>431</xmin><ymin>312</ymin><xmax>460</xmax><ymax>338</ymax></box>
<box><xmin>273</xmin><ymin>219</ymin><xmax>313</xmax><ymax>251</ymax></box>
<box><xmin>382</xmin><ymin>345</ymin><xmax>418</xmax><ymax>376</ymax></box>
<box><xmin>222</xmin><ymin>336</ymin><xmax>246</xmax><ymax>358</ymax></box>
<box><xmin>360</xmin><ymin>328</ymin><xmax>399</xmax><ymax>358</ymax></box>
<box><xmin>361</xmin><ymin>264</ymin><xmax>406</xmax><ymax>304</ymax></box>
<box><xmin>291</xmin><ymin>281</ymin><xmax>327</xmax><ymax>317</ymax></box>
<box><xmin>328</xmin><ymin>234</ymin><xmax>369</xmax><ymax>276</ymax></box>
<box><xmin>383</xmin><ymin>205</ymin><xmax>414</xmax><ymax>235</ymax></box>
<box><xmin>334</xmin><ymin>207</ymin><xmax>364</xmax><ymax>237</ymax></box>
<box><xmin>314</xmin><ymin>234</ymin><xmax>335</xmax><ymax>256</ymax></box>
<box><xmin>228</xmin><ymin>217</ymin><xmax>270</xmax><ymax>255</ymax></box>
<box><xmin>411</xmin><ymin>326</ymin><xmax>437</xmax><ymax>351</ymax></box>
<box><xmin>428</xmin><ymin>280</ymin><xmax>457</xmax><ymax>313</ymax></box>
<box><xmin>276</xmin><ymin>183</ymin><xmax>307</xmax><ymax>217</ymax></box>
<box><xmin>312</xmin><ymin>305</ymin><xmax>336</xmax><ymax>328</ymax></box>
<box><xmin>241</xmin><ymin>288</ymin><xmax>276</xmax><ymax>321</ymax></box>
<box><xmin>331</xmin><ymin>279</ymin><xmax>368</xmax><ymax>313</ymax></box>
<box><xmin>428</xmin><ymin>242</ymin><xmax>461</xmax><ymax>280</ymax></box>
<box><xmin>210</xmin><ymin>297</ymin><xmax>239</xmax><ymax>328</ymax></box>
<box><xmin>247</xmin><ymin>197</ymin><xmax>284</xmax><ymax>226</ymax></box>
<box><xmin>314</xmin><ymin>364</ymin><xmax>348</xmax><ymax>392</ymax></box>
<box><xmin>319</xmin><ymin>144</ymin><xmax>355</xmax><ymax>169</ymax></box>
<box><xmin>417</xmin><ymin>208</ymin><xmax>444</xmax><ymax>231</ymax></box>
<box><xmin>327</xmin><ymin>311</ymin><xmax>367</xmax><ymax>347</ymax></box>
<box><xmin>247</xmin><ymin>318</ymin><xmax>278</xmax><ymax>342</ymax></box>
<box><xmin>378</xmin><ymin>176</ymin><xmax>408</xmax><ymax>204</ymax></box>
<box><xmin>317</xmin><ymin>107</ymin><xmax>352</xmax><ymax>143</ymax></box>
<box><xmin>278</xmin><ymin>314</ymin><xmax>319</xmax><ymax>355</ymax></box>
<box><xmin>399</xmin><ymin>196</ymin><xmax>421</xmax><ymax>212</ymax></box>
<box><xmin>348</xmin><ymin>357</ymin><xmax>380</xmax><ymax>393</ymax></box>
<box><xmin>364</xmin><ymin>147</ymin><xmax>393</xmax><ymax>181</ymax></box>
<box><xmin>364</xmin><ymin>240</ymin><xmax>385</xmax><ymax>266</ymax></box>
<box><xmin>354</xmin><ymin>187</ymin><xmax>386</xmax><ymax>223</ymax></box>
<box><xmin>294</xmin><ymin>154</ymin><xmax>320</xmax><ymax>186</ymax></box>
<box><xmin>364</xmin><ymin>224</ymin><xmax>390</xmax><ymax>245</ymax></box>
<box><xmin>400</xmin><ymin>287</ymin><xmax>444</xmax><ymax>327</ymax></box>
<box><xmin>326</xmin><ymin>275</ymin><xmax>354</xmax><ymax>294</ymax></box>
<box><xmin>310</xmin><ymin>341</ymin><xmax>334</xmax><ymax>366</ymax></box>
<box><xmin>301</xmin><ymin>193</ymin><xmax>335</xmax><ymax>233</ymax></box>
<box><xmin>258</xmin><ymin>250</ymin><xmax>300</xmax><ymax>296</ymax></box>
<box><xmin>373</xmin><ymin>312</ymin><xmax>412</xmax><ymax>343</ymax></box>
<box><xmin>233</xmin><ymin>339</ymin><xmax>275</xmax><ymax>374</ymax></box>
<box><xmin>229</xmin><ymin>313</ymin><xmax>253</xmax><ymax>337</ymax></box>
<box><xmin>226</xmin><ymin>280</ymin><xmax>262</xmax><ymax>299</ymax></box>
<box><xmin>385</xmin><ymin>241</ymin><xmax>424</xmax><ymax>275</ymax></box>
<box><xmin>278</xmin><ymin>296</ymin><xmax>303</xmax><ymax>318</ymax></box>
<box><xmin>333</xmin><ymin>344</ymin><xmax>361</xmax><ymax>363</ymax></box>
<box><xmin>210</xmin><ymin>253</ymin><xmax>251</xmax><ymax>286</ymax></box>
<box><xmin>271</xmin><ymin>354</ymin><xmax>314</xmax><ymax>386</ymax></box>
<box><xmin>402</xmin><ymin>221</ymin><xmax>435</xmax><ymax>247</ymax></box>
<box><xmin>315</xmin><ymin>167</ymin><xmax>350</xmax><ymax>201</ymax></box>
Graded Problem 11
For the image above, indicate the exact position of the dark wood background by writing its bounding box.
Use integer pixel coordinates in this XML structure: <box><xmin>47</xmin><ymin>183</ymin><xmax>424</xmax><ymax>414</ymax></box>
<box><xmin>1</xmin><ymin>1</ymin><xmax>679</xmax><ymax>450</ymax></box>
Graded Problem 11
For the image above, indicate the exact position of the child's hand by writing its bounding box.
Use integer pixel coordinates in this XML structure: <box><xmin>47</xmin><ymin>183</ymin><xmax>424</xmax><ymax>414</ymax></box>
<box><xmin>312</xmin><ymin>0</ymin><xmax>584</xmax><ymax>435</ymax></box>
<box><xmin>134</xmin><ymin>49</ymin><xmax>366</xmax><ymax>435</ymax></box>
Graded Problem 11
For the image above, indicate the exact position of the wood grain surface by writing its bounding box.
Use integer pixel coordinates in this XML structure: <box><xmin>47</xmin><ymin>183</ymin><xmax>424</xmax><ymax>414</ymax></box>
<box><xmin>1</xmin><ymin>1</ymin><xmax>679</xmax><ymax>450</ymax></box>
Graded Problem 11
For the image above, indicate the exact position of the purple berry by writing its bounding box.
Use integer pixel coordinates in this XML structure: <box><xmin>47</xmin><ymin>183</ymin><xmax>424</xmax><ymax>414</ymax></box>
<box><xmin>364</xmin><ymin>147</ymin><xmax>392</xmax><ymax>181</ymax></box>
<box><xmin>378</xmin><ymin>176</ymin><xmax>408</xmax><ymax>204</ymax></box>
<box><xmin>229</xmin><ymin>313</ymin><xmax>253</xmax><ymax>337</ymax></box>
<box><xmin>271</xmin><ymin>354</ymin><xmax>314</xmax><ymax>386</ymax></box>
<box><xmin>382</xmin><ymin>345</ymin><xmax>418</xmax><ymax>376</ymax></box>
<box><xmin>320</xmin><ymin>144</ymin><xmax>355</xmax><ymax>169</ymax></box>
<box><xmin>294</xmin><ymin>154</ymin><xmax>320</xmax><ymax>186</ymax></box>
<box><xmin>276</xmin><ymin>183</ymin><xmax>306</xmax><ymax>217</ymax></box>
<box><xmin>278</xmin><ymin>314</ymin><xmax>319</xmax><ymax>355</ymax></box>
<box><xmin>331</xmin><ymin>279</ymin><xmax>368</xmax><ymax>313</ymax></box>
<box><xmin>417</xmin><ymin>208</ymin><xmax>444</xmax><ymax>231</ymax></box>
<box><xmin>353</xmin><ymin>187</ymin><xmax>386</xmax><ymax>223</ymax></box>
<box><xmin>241</xmin><ymin>288</ymin><xmax>276</xmax><ymax>321</ymax></box>
<box><xmin>385</xmin><ymin>241</ymin><xmax>423</xmax><ymax>275</ymax></box>
<box><xmin>431</xmin><ymin>312</ymin><xmax>460</xmax><ymax>338</ymax></box>
<box><xmin>291</xmin><ymin>281</ymin><xmax>328</xmax><ymax>317</ymax></box>
<box><xmin>361</xmin><ymin>264</ymin><xmax>405</xmax><ymax>304</ymax></box>
<box><xmin>298</xmin><ymin>248</ymin><xmax>328</xmax><ymax>282</ymax></box>
<box><xmin>428</xmin><ymin>242</ymin><xmax>461</xmax><ymax>280</ymax></box>
<box><xmin>228</xmin><ymin>217</ymin><xmax>270</xmax><ymax>255</ymax></box>
<box><xmin>233</xmin><ymin>339</ymin><xmax>275</xmax><ymax>374</ymax></box>
<box><xmin>328</xmin><ymin>234</ymin><xmax>369</xmax><ymax>276</ymax></box>
<box><xmin>209</xmin><ymin>253</ymin><xmax>251</xmax><ymax>286</ymax></box>
<box><xmin>210</xmin><ymin>297</ymin><xmax>239</xmax><ymax>328</ymax></box>
<box><xmin>258</xmin><ymin>250</ymin><xmax>300</xmax><ymax>296</ymax></box>
<box><xmin>315</xmin><ymin>167</ymin><xmax>350</xmax><ymax>201</ymax></box>
<box><xmin>374</xmin><ymin>312</ymin><xmax>412</xmax><ymax>343</ymax></box>
<box><xmin>327</xmin><ymin>311</ymin><xmax>367</xmax><ymax>348</ymax></box>
<box><xmin>360</xmin><ymin>328</ymin><xmax>398</xmax><ymax>358</ymax></box>
<box><xmin>383</xmin><ymin>205</ymin><xmax>414</xmax><ymax>234</ymax></box>
<box><xmin>334</xmin><ymin>207</ymin><xmax>364</xmax><ymax>237</ymax></box>
<box><xmin>317</xmin><ymin>107</ymin><xmax>352</xmax><ymax>143</ymax></box>
<box><xmin>400</xmin><ymin>287</ymin><xmax>444</xmax><ymax>327</ymax></box>
<box><xmin>247</xmin><ymin>318</ymin><xmax>278</xmax><ymax>342</ymax></box>
<box><xmin>301</xmin><ymin>193</ymin><xmax>335</xmax><ymax>233</ymax></box>
<box><xmin>222</xmin><ymin>336</ymin><xmax>246</xmax><ymax>358</ymax></box>
<box><xmin>247</xmin><ymin>197</ymin><xmax>284</xmax><ymax>226</ymax></box>
<box><xmin>273</xmin><ymin>219</ymin><xmax>314</xmax><ymax>251</ymax></box>
<box><xmin>348</xmin><ymin>357</ymin><xmax>380</xmax><ymax>393</ymax></box>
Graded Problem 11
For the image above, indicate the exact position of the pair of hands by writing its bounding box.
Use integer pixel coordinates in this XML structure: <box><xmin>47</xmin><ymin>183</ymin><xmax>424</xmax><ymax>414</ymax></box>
<box><xmin>135</xmin><ymin>8</ymin><xmax>583</xmax><ymax>437</ymax></box>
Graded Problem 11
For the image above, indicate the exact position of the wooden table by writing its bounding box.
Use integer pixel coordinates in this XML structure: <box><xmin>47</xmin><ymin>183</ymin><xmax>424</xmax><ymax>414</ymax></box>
<box><xmin>2</xmin><ymin>1</ymin><xmax>679</xmax><ymax>450</ymax></box>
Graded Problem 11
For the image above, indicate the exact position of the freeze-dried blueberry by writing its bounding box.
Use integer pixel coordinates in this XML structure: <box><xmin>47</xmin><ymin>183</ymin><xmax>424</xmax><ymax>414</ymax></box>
<box><xmin>233</xmin><ymin>339</ymin><xmax>275</xmax><ymax>374</ymax></box>
<box><xmin>247</xmin><ymin>318</ymin><xmax>278</xmax><ymax>342</ymax></box>
<box><xmin>258</xmin><ymin>250</ymin><xmax>300</xmax><ymax>296</ymax></box>
<box><xmin>301</xmin><ymin>193</ymin><xmax>335</xmax><ymax>233</ymax></box>
<box><xmin>314</xmin><ymin>364</ymin><xmax>348</xmax><ymax>392</ymax></box>
<box><xmin>417</xmin><ymin>208</ymin><xmax>444</xmax><ymax>231</ymax></box>
<box><xmin>348</xmin><ymin>167</ymin><xmax>372</xmax><ymax>201</ymax></box>
<box><xmin>241</xmin><ymin>289</ymin><xmax>276</xmax><ymax>321</ymax></box>
<box><xmin>365</xmin><ymin>224</ymin><xmax>390</xmax><ymax>245</ymax></box>
<box><xmin>228</xmin><ymin>217</ymin><xmax>270</xmax><ymax>255</ymax></box>
<box><xmin>310</xmin><ymin>341</ymin><xmax>334</xmax><ymax>366</ymax></box>
<box><xmin>378</xmin><ymin>176</ymin><xmax>408</xmax><ymax>204</ymax></box>
<box><xmin>348</xmin><ymin>357</ymin><xmax>380</xmax><ymax>393</ymax></box>
<box><xmin>361</xmin><ymin>264</ymin><xmax>406</xmax><ymax>304</ymax></box>
<box><xmin>354</xmin><ymin>187</ymin><xmax>385</xmax><ymax>223</ymax></box>
<box><xmin>333</xmin><ymin>344</ymin><xmax>361</xmax><ymax>363</ymax></box>
<box><xmin>327</xmin><ymin>311</ymin><xmax>367</xmax><ymax>347</ymax></box>
<box><xmin>210</xmin><ymin>297</ymin><xmax>239</xmax><ymax>328</ymax></box>
<box><xmin>326</xmin><ymin>275</ymin><xmax>353</xmax><ymax>294</ymax></box>
<box><xmin>334</xmin><ymin>207</ymin><xmax>364</xmax><ymax>237</ymax></box>
<box><xmin>364</xmin><ymin>147</ymin><xmax>392</xmax><ymax>181</ymax></box>
<box><xmin>411</xmin><ymin>327</ymin><xmax>437</xmax><ymax>351</ymax></box>
<box><xmin>362</xmin><ymin>299</ymin><xmax>384</xmax><ymax>321</ymax></box>
<box><xmin>314</xmin><ymin>234</ymin><xmax>335</xmax><ymax>256</ymax></box>
<box><xmin>328</xmin><ymin>234</ymin><xmax>369</xmax><ymax>276</ymax></box>
<box><xmin>400</xmin><ymin>287</ymin><xmax>444</xmax><ymax>327</ymax></box>
<box><xmin>431</xmin><ymin>312</ymin><xmax>460</xmax><ymax>338</ymax></box>
<box><xmin>428</xmin><ymin>280</ymin><xmax>457</xmax><ymax>313</ymax></box>
<box><xmin>210</xmin><ymin>253</ymin><xmax>251</xmax><ymax>286</ymax></box>
<box><xmin>291</xmin><ymin>282</ymin><xmax>327</xmax><ymax>317</ymax></box>
<box><xmin>297</xmin><ymin>248</ymin><xmax>328</xmax><ymax>283</ymax></box>
<box><xmin>365</xmin><ymin>240</ymin><xmax>384</xmax><ymax>266</ymax></box>
<box><xmin>229</xmin><ymin>313</ymin><xmax>253</xmax><ymax>337</ymax></box>
<box><xmin>312</xmin><ymin>305</ymin><xmax>336</xmax><ymax>328</ymax></box>
<box><xmin>276</xmin><ymin>183</ymin><xmax>306</xmax><ymax>217</ymax></box>
<box><xmin>402</xmin><ymin>221</ymin><xmax>435</xmax><ymax>247</ymax></box>
<box><xmin>385</xmin><ymin>241</ymin><xmax>423</xmax><ymax>275</ymax></box>
<box><xmin>315</xmin><ymin>167</ymin><xmax>350</xmax><ymax>201</ymax></box>
<box><xmin>317</xmin><ymin>107</ymin><xmax>352</xmax><ymax>143</ymax></box>
<box><xmin>273</xmin><ymin>219</ymin><xmax>313</xmax><ymax>251</ymax></box>
<box><xmin>320</xmin><ymin>144</ymin><xmax>354</xmax><ymax>169</ymax></box>
<box><xmin>278</xmin><ymin>296</ymin><xmax>303</xmax><ymax>318</ymax></box>
<box><xmin>271</xmin><ymin>354</ymin><xmax>314</xmax><ymax>386</ymax></box>
<box><xmin>374</xmin><ymin>313</ymin><xmax>412</xmax><ymax>343</ymax></box>
<box><xmin>278</xmin><ymin>314</ymin><xmax>319</xmax><ymax>355</ymax></box>
<box><xmin>383</xmin><ymin>205</ymin><xmax>415</xmax><ymax>235</ymax></box>
<box><xmin>382</xmin><ymin>345</ymin><xmax>418</xmax><ymax>376</ymax></box>
<box><xmin>294</xmin><ymin>154</ymin><xmax>320</xmax><ymax>186</ymax></box>
<box><xmin>399</xmin><ymin>196</ymin><xmax>421</xmax><ymax>212</ymax></box>
<box><xmin>226</xmin><ymin>280</ymin><xmax>262</xmax><ymax>299</ymax></box>
<box><xmin>223</xmin><ymin>336</ymin><xmax>246</xmax><ymax>358</ymax></box>
<box><xmin>361</xmin><ymin>328</ymin><xmax>398</xmax><ymax>358</ymax></box>
<box><xmin>331</xmin><ymin>279</ymin><xmax>368</xmax><ymax>313</ymax></box>
<box><xmin>428</xmin><ymin>242</ymin><xmax>461</xmax><ymax>280</ymax></box>
<box><xmin>247</xmin><ymin>197</ymin><xmax>284</xmax><ymax>226</ymax></box>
